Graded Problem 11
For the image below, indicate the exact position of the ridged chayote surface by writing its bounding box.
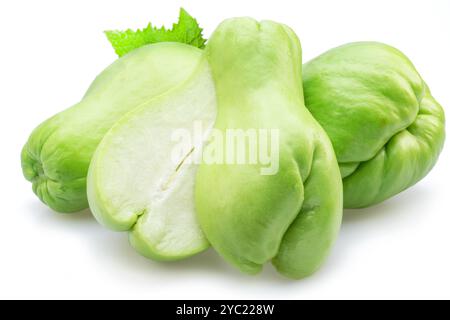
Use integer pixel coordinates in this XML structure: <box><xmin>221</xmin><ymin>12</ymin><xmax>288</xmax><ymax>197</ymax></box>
<box><xmin>303</xmin><ymin>42</ymin><xmax>445</xmax><ymax>208</ymax></box>
<box><xmin>21</xmin><ymin>43</ymin><xmax>204</xmax><ymax>212</ymax></box>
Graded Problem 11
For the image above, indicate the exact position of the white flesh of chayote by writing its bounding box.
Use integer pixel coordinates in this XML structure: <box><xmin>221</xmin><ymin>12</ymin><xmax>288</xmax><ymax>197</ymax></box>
<box><xmin>87</xmin><ymin>58</ymin><xmax>217</xmax><ymax>260</ymax></box>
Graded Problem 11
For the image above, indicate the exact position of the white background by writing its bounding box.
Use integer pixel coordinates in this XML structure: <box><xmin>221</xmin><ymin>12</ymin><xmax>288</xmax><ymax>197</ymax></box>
<box><xmin>1</xmin><ymin>0</ymin><xmax>449</xmax><ymax>300</ymax></box>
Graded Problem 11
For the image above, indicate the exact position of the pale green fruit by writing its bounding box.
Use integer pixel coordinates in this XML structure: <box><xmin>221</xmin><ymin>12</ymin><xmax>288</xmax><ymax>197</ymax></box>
<box><xmin>195</xmin><ymin>18</ymin><xmax>343</xmax><ymax>279</ymax></box>
<box><xmin>22</xmin><ymin>43</ymin><xmax>205</xmax><ymax>212</ymax></box>
<box><xmin>87</xmin><ymin>57</ymin><xmax>217</xmax><ymax>260</ymax></box>
<box><xmin>303</xmin><ymin>42</ymin><xmax>445</xmax><ymax>208</ymax></box>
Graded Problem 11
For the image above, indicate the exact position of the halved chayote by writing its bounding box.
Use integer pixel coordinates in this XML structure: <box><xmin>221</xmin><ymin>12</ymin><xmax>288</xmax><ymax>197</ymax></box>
<box><xmin>87</xmin><ymin>56</ymin><xmax>216</xmax><ymax>260</ymax></box>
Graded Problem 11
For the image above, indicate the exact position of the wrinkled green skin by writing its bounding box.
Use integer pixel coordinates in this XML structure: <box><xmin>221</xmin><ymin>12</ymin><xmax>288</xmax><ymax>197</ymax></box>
<box><xmin>21</xmin><ymin>43</ymin><xmax>204</xmax><ymax>212</ymax></box>
<box><xmin>303</xmin><ymin>42</ymin><xmax>445</xmax><ymax>208</ymax></box>
<box><xmin>195</xmin><ymin>18</ymin><xmax>343</xmax><ymax>279</ymax></box>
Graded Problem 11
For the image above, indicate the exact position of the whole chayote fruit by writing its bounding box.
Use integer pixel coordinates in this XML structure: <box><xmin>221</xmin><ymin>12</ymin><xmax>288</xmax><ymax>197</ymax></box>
<box><xmin>195</xmin><ymin>18</ymin><xmax>343</xmax><ymax>279</ymax></box>
<box><xmin>21</xmin><ymin>43</ymin><xmax>205</xmax><ymax>212</ymax></box>
<box><xmin>303</xmin><ymin>42</ymin><xmax>445</xmax><ymax>208</ymax></box>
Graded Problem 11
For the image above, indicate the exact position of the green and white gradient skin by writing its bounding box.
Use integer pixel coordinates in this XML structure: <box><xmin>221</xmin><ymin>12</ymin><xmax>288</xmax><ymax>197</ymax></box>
<box><xmin>21</xmin><ymin>43</ymin><xmax>205</xmax><ymax>213</ymax></box>
<box><xmin>303</xmin><ymin>42</ymin><xmax>445</xmax><ymax>208</ymax></box>
<box><xmin>195</xmin><ymin>18</ymin><xmax>343</xmax><ymax>279</ymax></box>
<box><xmin>87</xmin><ymin>56</ymin><xmax>217</xmax><ymax>260</ymax></box>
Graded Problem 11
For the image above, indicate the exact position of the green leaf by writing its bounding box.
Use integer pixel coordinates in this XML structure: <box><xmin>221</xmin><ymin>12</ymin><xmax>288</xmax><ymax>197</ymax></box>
<box><xmin>105</xmin><ymin>8</ymin><xmax>207</xmax><ymax>57</ymax></box>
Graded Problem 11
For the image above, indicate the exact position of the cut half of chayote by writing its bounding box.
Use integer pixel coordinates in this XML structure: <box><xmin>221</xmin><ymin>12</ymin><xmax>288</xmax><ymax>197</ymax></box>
<box><xmin>87</xmin><ymin>56</ymin><xmax>217</xmax><ymax>260</ymax></box>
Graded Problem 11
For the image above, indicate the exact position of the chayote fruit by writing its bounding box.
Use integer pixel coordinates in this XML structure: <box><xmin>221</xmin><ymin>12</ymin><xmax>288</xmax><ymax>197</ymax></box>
<box><xmin>21</xmin><ymin>43</ymin><xmax>205</xmax><ymax>213</ymax></box>
<box><xmin>195</xmin><ymin>18</ymin><xmax>343</xmax><ymax>279</ymax></box>
<box><xmin>303</xmin><ymin>42</ymin><xmax>445</xmax><ymax>208</ymax></box>
<box><xmin>87</xmin><ymin>55</ymin><xmax>217</xmax><ymax>260</ymax></box>
<box><xmin>88</xmin><ymin>18</ymin><xmax>342</xmax><ymax>278</ymax></box>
